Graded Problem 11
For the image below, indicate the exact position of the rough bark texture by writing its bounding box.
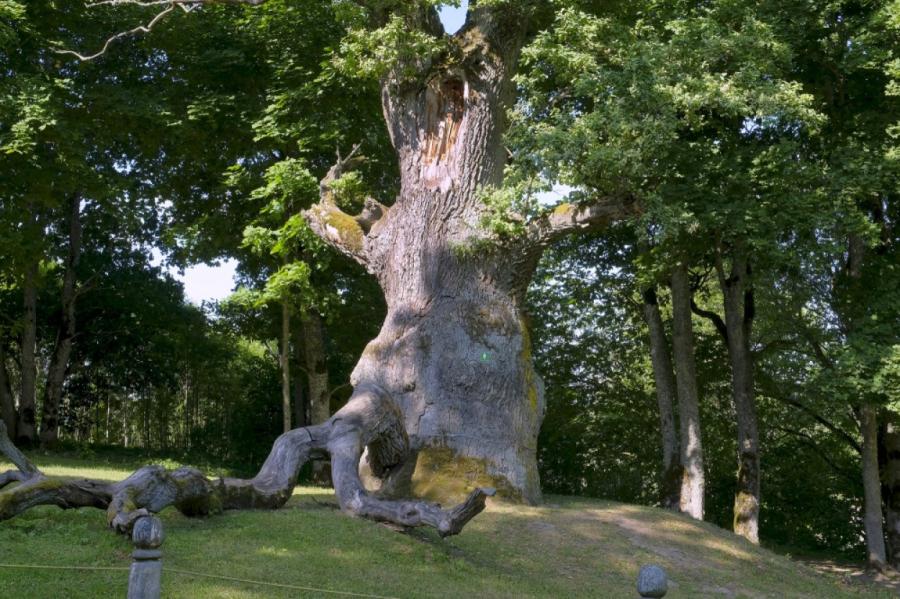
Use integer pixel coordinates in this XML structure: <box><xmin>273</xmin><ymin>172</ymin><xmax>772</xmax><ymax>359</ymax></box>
<box><xmin>302</xmin><ymin>6</ymin><xmax>638</xmax><ymax>504</ymax></box>
<box><xmin>0</xmin><ymin>388</ymin><xmax>493</xmax><ymax>537</ymax></box>
<box><xmin>307</xmin><ymin>8</ymin><xmax>539</xmax><ymax>503</ymax></box>
<box><xmin>40</xmin><ymin>195</ymin><xmax>83</xmax><ymax>444</ymax></box>
<box><xmin>0</xmin><ymin>343</ymin><xmax>15</xmax><ymax>440</ymax></box>
<box><xmin>716</xmin><ymin>247</ymin><xmax>760</xmax><ymax>544</ymax></box>
<box><xmin>670</xmin><ymin>263</ymin><xmax>705</xmax><ymax>520</ymax></box>
<box><xmin>640</xmin><ymin>286</ymin><xmax>681</xmax><ymax>510</ymax></box>
<box><xmin>17</xmin><ymin>260</ymin><xmax>38</xmax><ymax>444</ymax></box>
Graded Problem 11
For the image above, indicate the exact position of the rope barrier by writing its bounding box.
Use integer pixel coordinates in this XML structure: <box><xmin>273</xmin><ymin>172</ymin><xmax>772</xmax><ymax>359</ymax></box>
<box><xmin>0</xmin><ymin>563</ymin><xmax>128</xmax><ymax>572</ymax></box>
<box><xmin>0</xmin><ymin>562</ymin><xmax>402</xmax><ymax>599</ymax></box>
<box><xmin>164</xmin><ymin>567</ymin><xmax>402</xmax><ymax>598</ymax></box>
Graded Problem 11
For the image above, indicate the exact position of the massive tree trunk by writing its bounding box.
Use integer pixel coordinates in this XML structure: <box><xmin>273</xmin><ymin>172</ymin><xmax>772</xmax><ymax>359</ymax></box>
<box><xmin>303</xmin><ymin>6</ymin><xmax>634</xmax><ymax>504</ymax></box>
<box><xmin>307</xmin><ymin>9</ymin><xmax>535</xmax><ymax>503</ymax></box>
<box><xmin>670</xmin><ymin>263</ymin><xmax>705</xmax><ymax>520</ymax></box>
<box><xmin>640</xmin><ymin>286</ymin><xmax>681</xmax><ymax>510</ymax></box>
<box><xmin>716</xmin><ymin>246</ymin><xmax>760</xmax><ymax>544</ymax></box>
<box><xmin>40</xmin><ymin>195</ymin><xmax>83</xmax><ymax>444</ymax></box>
<box><xmin>17</xmin><ymin>259</ymin><xmax>38</xmax><ymax>445</ymax></box>
<box><xmin>12</xmin><ymin>1</ymin><xmax>634</xmax><ymax>536</ymax></box>
<box><xmin>0</xmin><ymin>342</ymin><xmax>15</xmax><ymax>440</ymax></box>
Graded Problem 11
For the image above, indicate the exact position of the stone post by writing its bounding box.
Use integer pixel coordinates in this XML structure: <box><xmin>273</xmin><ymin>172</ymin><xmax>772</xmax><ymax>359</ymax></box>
<box><xmin>127</xmin><ymin>516</ymin><xmax>164</xmax><ymax>599</ymax></box>
<box><xmin>637</xmin><ymin>564</ymin><xmax>668</xmax><ymax>598</ymax></box>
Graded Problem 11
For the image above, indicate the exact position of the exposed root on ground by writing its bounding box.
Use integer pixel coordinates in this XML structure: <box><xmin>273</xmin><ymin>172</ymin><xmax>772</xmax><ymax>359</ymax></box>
<box><xmin>0</xmin><ymin>384</ymin><xmax>493</xmax><ymax>537</ymax></box>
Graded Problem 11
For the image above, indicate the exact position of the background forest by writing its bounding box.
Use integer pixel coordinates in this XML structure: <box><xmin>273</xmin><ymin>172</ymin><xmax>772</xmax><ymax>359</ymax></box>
<box><xmin>1</xmin><ymin>0</ymin><xmax>899</xmax><ymax>569</ymax></box>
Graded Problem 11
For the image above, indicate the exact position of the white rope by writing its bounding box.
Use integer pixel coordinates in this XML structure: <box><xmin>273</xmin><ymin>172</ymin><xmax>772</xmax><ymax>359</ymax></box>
<box><xmin>0</xmin><ymin>563</ymin><xmax>401</xmax><ymax>598</ymax></box>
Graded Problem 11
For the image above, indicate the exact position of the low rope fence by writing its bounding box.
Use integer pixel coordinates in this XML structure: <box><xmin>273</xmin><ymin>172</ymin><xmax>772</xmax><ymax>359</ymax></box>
<box><xmin>0</xmin><ymin>515</ymin><xmax>402</xmax><ymax>599</ymax></box>
<box><xmin>0</xmin><ymin>562</ymin><xmax>400</xmax><ymax>598</ymax></box>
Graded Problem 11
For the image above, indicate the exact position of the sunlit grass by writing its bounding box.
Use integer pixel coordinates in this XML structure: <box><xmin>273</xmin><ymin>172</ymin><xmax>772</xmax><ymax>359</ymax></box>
<box><xmin>0</xmin><ymin>455</ymin><xmax>891</xmax><ymax>598</ymax></box>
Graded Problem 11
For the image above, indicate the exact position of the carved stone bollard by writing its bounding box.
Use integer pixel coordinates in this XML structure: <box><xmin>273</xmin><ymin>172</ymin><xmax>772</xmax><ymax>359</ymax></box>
<box><xmin>637</xmin><ymin>564</ymin><xmax>668</xmax><ymax>598</ymax></box>
<box><xmin>127</xmin><ymin>516</ymin><xmax>164</xmax><ymax>599</ymax></box>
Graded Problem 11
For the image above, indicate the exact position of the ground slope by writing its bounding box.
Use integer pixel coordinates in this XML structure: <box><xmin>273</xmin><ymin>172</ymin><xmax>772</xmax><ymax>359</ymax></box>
<box><xmin>0</xmin><ymin>456</ymin><xmax>890</xmax><ymax>598</ymax></box>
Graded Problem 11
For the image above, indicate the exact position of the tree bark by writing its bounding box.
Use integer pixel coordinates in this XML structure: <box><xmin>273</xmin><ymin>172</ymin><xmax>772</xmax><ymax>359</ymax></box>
<box><xmin>716</xmin><ymin>246</ymin><xmax>760</xmax><ymax>544</ymax></box>
<box><xmin>301</xmin><ymin>7</ymin><xmax>637</xmax><ymax>504</ymax></box>
<box><xmin>640</xmin><ymin>286</ymin><xmax>681</xmax><ymax>510</ymax></box>
<box><xmin>302</xmin><ymin>312</ymin><xmax>329</xmax><ymax>426</ymax></box>
<box><xmin>280</xmin><ymin>300</ymin><xmax>292</xmax><ymax>434</ymax></box>
<box><xmin>17</xmin><ymin>259</ymin><xmax>38</xmax><ymax>445</ymax></box>
<box><xmin>861</xmin><ymin>404</ymin><xmax>888</xmax><ymax>569</ymax></box>
<box><xmin>40</xmin><ymin>195</ymin><xmax>83</xmax><ymax>444</ymax></box>
<box><xmin>670</xmin><ymin>263</ymin><xmax>705</xmax><ymax>520</ymax></box>
<box><xmin>305</xmin><ymin>8</ymin><xmax>542</xmax><ymax>503</ymax></box>
<box><xmin>846</xmin><ymin>231</ymin><xmax>889</xmax><ymax>570</ymax></box>
<box><xmin>0</xmin><ymin>342</ymin><xmax>15</xmax><ymax>440</ymax></box>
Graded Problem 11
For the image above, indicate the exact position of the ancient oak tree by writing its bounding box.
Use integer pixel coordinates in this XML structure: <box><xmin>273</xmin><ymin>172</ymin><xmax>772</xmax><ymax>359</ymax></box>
<box><xmin>1</xmin><ymin>1</ymin><xmax>635</xmax><ymax>534</ymax></box>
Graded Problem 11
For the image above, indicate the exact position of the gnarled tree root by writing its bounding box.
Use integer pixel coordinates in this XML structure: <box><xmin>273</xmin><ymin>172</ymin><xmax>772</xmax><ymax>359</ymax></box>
<box><xmin>0</xmin><ymin>384</ymin><xmax>493</xmax><ymax>537</ymax></box>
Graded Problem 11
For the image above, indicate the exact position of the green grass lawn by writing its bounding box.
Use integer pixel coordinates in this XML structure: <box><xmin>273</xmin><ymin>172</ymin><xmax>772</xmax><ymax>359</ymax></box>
<box><xmin>0</xmin><ymin>454</ymin><xmax>892</xmax><ymax>598</ymax></box>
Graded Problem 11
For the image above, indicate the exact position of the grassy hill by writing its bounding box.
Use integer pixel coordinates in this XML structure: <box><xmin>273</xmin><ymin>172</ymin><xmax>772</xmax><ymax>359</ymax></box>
<box><xmin>0</xmin><ymin>454</ymin><xmax>892</xmax><ymax>598</ymax></box>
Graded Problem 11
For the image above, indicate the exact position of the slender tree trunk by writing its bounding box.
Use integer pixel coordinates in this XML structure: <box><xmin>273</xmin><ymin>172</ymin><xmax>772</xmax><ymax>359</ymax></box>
<box><xmin>670</xmin><ymin>263</ymin><xmax>705</xmax><ymax>520</ymax></box>
<box><xmin>40</xmin><ymin>195</ymin><xmax>83</xmax><ymax>444</ymax></box>
<box><xmin>301</xmin><ymin>311</ymin><xmax>330</xmax><ymax>483</ymax></box>
<box><xmin>0</xmin><ymin>343</ymin><xmax>15</xmax><ymax>440</ymax></box>
<box><xmin>301</xmin><ymin>312</ymin><xmax>329</xmax><ymax>426</ymax></box>
<box><xmin>845</xmin><ymin>232</ymin><xmax>889</xmax><ymax>570</ymax></box>
<box><xmin>17</xmin><ymin>259</ymin><xmax>38</xmax><ymax>444</ymax></box>
<box><xmin>716</xmin><ymin>247</ymin><xmax>760</xmax><ymax>544</ymax></box>
<box><xmin>280</xmin><ymin>300</ymin><xmax>292</xmax><ymax>434</ymax></box>
<box><xmin>861</xmin><ymin>404</ymin><xmax>888</xmax><ymax>569</ymax></box>
<box><xmin>292</xmin><ymin>325</ymin><xmax>308</xmax><ymax>427</ymax></box>
<box><xmin>640</xmin><ymin>286</ymin><xmax>681</xmax><ymax>510</ymax></box>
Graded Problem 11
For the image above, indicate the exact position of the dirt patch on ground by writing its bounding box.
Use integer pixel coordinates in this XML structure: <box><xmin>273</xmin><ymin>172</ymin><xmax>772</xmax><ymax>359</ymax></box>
<box><xmin>804</xmin><ymin>559</ymin><xmax>900</xmax><ymax>596</ymax></box>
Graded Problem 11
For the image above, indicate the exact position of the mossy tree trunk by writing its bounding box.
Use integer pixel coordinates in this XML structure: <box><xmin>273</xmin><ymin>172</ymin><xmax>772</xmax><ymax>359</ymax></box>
<box><xmin>304</xmin><ymin>5</ymin><xmax>635</xmax><ymax>504</ymax></box>
<box><xmin>716</xmin><ymin>245</ymin><xmax>760</xmax><ymax>544</ymax></box>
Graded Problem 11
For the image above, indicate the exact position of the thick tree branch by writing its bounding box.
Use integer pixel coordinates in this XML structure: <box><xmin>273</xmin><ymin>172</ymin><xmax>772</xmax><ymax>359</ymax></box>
<box><xmin>0</xmin><ymin>386</ymin><xmax>491</xmax><ymax>537</ymax></box>
<box><xmin>690</xmin><ymin>298</ymin><xmax>729</xmax><ymax>342</ymax></box>
<box><xmin>529</xmin><ymin>195</ymin><xmax>640</xmax><ymax>247</ymax></box>
<box><xmin>304</xmin><ymin>147</ymin><xmax>389</xmax><ymax>268</ymax></box>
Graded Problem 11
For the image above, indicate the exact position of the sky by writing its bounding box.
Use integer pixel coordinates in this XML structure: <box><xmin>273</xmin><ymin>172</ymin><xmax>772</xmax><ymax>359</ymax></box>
<box><xmin>175</xmin><ymin>1</ymin><xmax>474</xmax><ymax>306</ymax></box>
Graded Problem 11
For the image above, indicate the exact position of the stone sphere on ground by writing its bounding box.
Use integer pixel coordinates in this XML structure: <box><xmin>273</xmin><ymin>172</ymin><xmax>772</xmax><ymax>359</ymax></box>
<box><xmin>637</xmin><ymin>564</ymin><xmax>668</xmax><ymax>598</ymax></box>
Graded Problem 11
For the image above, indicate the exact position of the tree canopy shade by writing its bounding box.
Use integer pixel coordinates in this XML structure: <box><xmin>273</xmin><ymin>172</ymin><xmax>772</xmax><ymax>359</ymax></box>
<box><xmin>0</xmin><ymin>0</ymin><xmax>898</xmax><ymax>577</ymax></box>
